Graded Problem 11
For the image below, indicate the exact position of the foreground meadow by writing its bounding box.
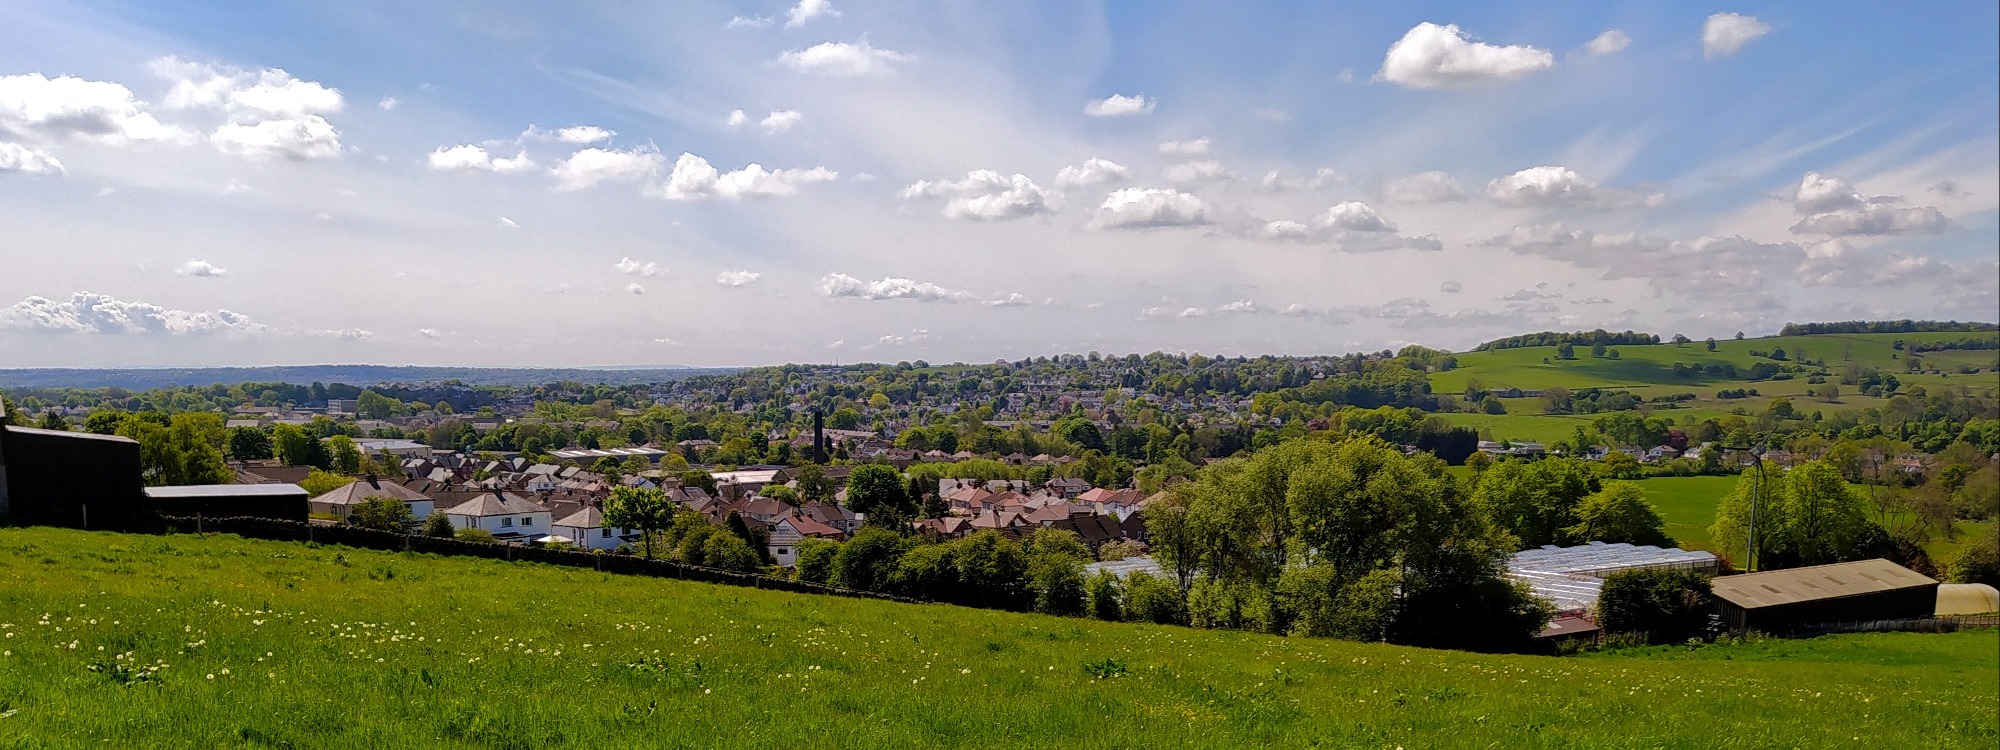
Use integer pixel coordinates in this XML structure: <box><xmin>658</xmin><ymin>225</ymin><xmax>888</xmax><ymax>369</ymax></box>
<box><xmin>0</xmin><ymin>528</ymin><xmax>1993</xmax><ymax>749</ymax></box>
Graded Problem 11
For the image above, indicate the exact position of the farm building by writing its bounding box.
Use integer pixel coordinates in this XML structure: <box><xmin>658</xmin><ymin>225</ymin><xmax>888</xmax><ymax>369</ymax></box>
<box><xmin>1508</xmin><ymin>542</ymin><xmax>1720</xmax><ymax>613</ymax></box>
<box><xmin>145</xmin><ymin>484</ymin><xmax>310</xmax><ymax>523</ymax></box>
<box><xmin>1710</xmin><ymin>559</ymin><xmax>1938</xmax><ymax>632</ymax></box>
<box><xmin>1934</xmin><ymin>583</ymin><xmax>2000</xmax><ymax>616</ymax></box>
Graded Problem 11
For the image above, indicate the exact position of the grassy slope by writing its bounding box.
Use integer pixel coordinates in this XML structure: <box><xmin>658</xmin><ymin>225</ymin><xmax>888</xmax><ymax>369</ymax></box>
<box><xmin>1430</xmin><ymin>332</ymin><xmax>1999</xmax><ymax>444</ymax></box>
<box><xmin>1</xmin><ymin>529</ymin><xmax>1994</xmax><ymax>749</ymax></box>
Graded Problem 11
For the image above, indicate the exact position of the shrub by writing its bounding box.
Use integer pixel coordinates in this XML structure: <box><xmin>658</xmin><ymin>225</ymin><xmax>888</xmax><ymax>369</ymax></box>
<box><xmin>792</xmin><ymin>538</ymin><xmax>839</xmax><ymax>584</ymax></box>
<box><xmin>1948</xmin><ymin>533</ymin><xmax>1999</xmax><ymax>587</ymax></box>
<box><xmin>1123</xmin><ymin>573</ymin><xmax>1188</xmax><ymax>626</ymax></box>
<box><xmin>1596</xmin><ymin>568</ymin><xmax>1714</xmax><ymax>645</ymax></box>
<box><xmin>421</xmin><ymin>511</ymin><xmax>456</xmax><ymax>538</ymax></box>
<box><xmin>1085</xmin><ymin>570</ymin><xmax>1123</xmax><ymax>621</ymax></box>
<box><xmin>454</xmin><ymin>527</ymin><xmax>495</xmax><ymax>544</ymax></box>
<box><xmin>349</xmin><ymin>497</ymin><xmax>416</xmax><ymax>533</ymax></box>
<box><xmin>1188</xmin><ymin>575</ymin><xmax>1277</xmax><ymax>634</ymax></box>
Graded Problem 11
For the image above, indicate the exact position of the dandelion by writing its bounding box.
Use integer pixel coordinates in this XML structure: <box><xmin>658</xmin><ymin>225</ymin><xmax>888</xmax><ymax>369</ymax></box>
<box><xmin>206</xmin><ymin>674</ymin><xmax>215</xmax><ymax>680</ymax></box>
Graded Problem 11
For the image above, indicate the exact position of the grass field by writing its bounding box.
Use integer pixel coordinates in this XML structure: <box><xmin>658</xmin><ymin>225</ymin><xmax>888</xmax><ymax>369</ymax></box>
<box><xmin>0</xmin><ymin>528</ymin><xmax>1994</xmax><ymax>749</ymax></box>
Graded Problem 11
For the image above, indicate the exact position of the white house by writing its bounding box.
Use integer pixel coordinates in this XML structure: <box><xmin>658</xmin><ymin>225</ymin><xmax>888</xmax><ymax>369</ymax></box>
<box><xmin>766</xmin><ymin>514</ymin><xmax>844</xmax><ymax>566</ymax></box>
<box><xmin>307</xmin><ymin>475</ymin><xmax>436</xmax><ymax>520</ymax></box>
<box><xmin>444</xmin><ymin>491</ymin><xmax>553</xmax><ymax>543</ymax></box>
<box><xmin>551</xmin><ymin>506</ymin><xmax>638</xmax><ymax>551</ymax></box>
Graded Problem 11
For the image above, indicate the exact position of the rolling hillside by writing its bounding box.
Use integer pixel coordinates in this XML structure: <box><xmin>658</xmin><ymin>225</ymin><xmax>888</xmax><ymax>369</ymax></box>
<box><xmin>0</xmin><ymin>528</ymin><xmax>1993</xmax><ymax>748</ymax></box>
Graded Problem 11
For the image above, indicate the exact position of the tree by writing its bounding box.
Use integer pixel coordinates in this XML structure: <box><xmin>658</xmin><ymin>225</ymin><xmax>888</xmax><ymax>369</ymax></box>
<box><xmin>298</xmin><ymin>469</ymin><xmax>352</xmax><ymax>498</ymax></box>
<box><xmin>1122</xmin><ymin>572</ymin><xmax>1189</xmax><ymax>625</ymax></box>
<box><xmin>38</xmin><ymin>412</ymin><xmax>67</xmax><ymax>431</ymax></box>
<box><xmin>227</xmin><ymin>427</ymin><xmax>274</xmax><ymax>461</ymax></box>
<box><xmin>350</xmin><ymin>497</ymin><xmax>416</xmax><ymax>532</ymax></box>
<box><xmin>795</xmin><ymin>465</ymin><xmax>832</xmax><ymax>501</ymax></box>
<box><xmin>1705</xmin><ymin>338</ymin><xmax>1717</xmax><ymax>351</ymax></box>
<box><xmin>1566</xmin><ymin>482</ymin><xmax>1671</xmax><ymax>547</ymax></box>
<box><xmin>1480</xmin><ymin>395</ymin><xmax>1507</xmax><ymax>415</ymax></box>
<box><xmin>1599</xmin><ymin>450</ymin><xmax>1642</xmax><ymax>480</ymax></box>
<box><xmin>1948</xmin><ymin>533</ymin><xmax>1999</xmax><ymax>586</ymax></box>
<box><xmin>846</xmin><ymin>464</ymin><xmax>914</xmax><ymax>531</ymax></box>
<box><xmin>1085</xmin><ymin>570</ymin><xmax>1124</xmax><ymax>621</ymax></box>
<box><xmin>830</xmin><ymin>527</ymin><xmax>908</xmax><ymax>592</ymax></box>
<box><xmin>699</xmin><ymin>533</ymin><xmax>763</xmax><ymax>573</ymax></box>
<box><xmin>725</xmin><ymin>511</ymin><xmax>768</xmax><ymax>564</ymax></box>
<box><xmin>1472</xmin><ymin>457</ymin><xmax>1601</xmax><ymax>548</ymax></box>
<box><xmin>422</xmin><ymin>511</ymin><xmax>456</xmax><ymax>538</ymax></box>
<box><xmin>1710</xmin><ymin>461</ymin><xmax>1872</xmax><ymax>569</ymax></box>
<box><xmin>83</xmin><ymin>411</ymin><xmax>127</xmax><ymax>435</ymax></box>
<box><xmin>116</xmin><ymin>414</ymin><xmax>231</xmax><ymax>487</ymax></box>
<box><xmin>604</xmin><ymin>486</ymin><xmax>674</xmax><ymax>559</ymax></box>
<box><xmin>273</xmin><ymin>423</ymin><xmax>328</xmax><ymax>468</ymax></box>
<box><xmin>1591</xmin><ymin>342</ymin><xmax>1608</xmax><ymax>358</ymax></box>
<box><xmin>1556</xmin><ymin>343</ymin><xmax>1576</xmax><ymax>360</ymax></box>
<box><xmin>793</xmin><ymin>538</ymin><xmax>840</xmax><ymax>583</ymax></box>
<box><xmin>1596</xmin><ymin>568</ymin><xmax>1713</xmax><ymax>644</ymax></box>
<box><xmin>327</xmin><ymin>435</ymin><xmax>363</xmax><ymax>474</ymax></box>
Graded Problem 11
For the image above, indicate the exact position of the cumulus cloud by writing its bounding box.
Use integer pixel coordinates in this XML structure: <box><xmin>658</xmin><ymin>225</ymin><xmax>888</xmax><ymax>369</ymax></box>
<box><xmin>625</xmin><ymin>283</ymin><xmax>646</xmax><ymax>295</ymax></box>
<box><xmin>900</xmin><ymin>170</ymin><xmax>1057</xmax><ymax>220</ymax></box>
<box><xmin>725</xmin><ymin>109</ymin><xmax>750</xmax><ymax>128</ymax></box>
<box><xmin>177</xmin><ymin>260</ymin><xmax>228</xmax><ymax>277</ymax></box>
<box><xmin>775</xmin><ymin>41</ymin><xmax>909</xmax><ymax>76</ymax></box>
<box><xmin>1487</xmin><ymin>166</ymin><xmax>1664</xmax><ymax>209</ymax></box>
<box><xmin>614</xmin><ymin>257</ymin><xmax>666</xmax><ymax>277</ymax></box>
<box><xmin>0</xmin><ymin>142</ymin><xmax>62</xmax><ymax>175</ymax></box>
<box><xmin>1793</xmin><ymin>240</ymin><xmax>1955</xmax><ymax>287</ymax></box>
<box><xmin>1439</xmin><ymin>280</ymin><xmax>1463</xmax><ymax>293</ymax></box>
<box><xmin>1158</xmin><ymin>138</ymin><xmax>1211</xmax><ymax>155</ymax></box>
<box><xmin>149</xmin><ymin>57</ymin><xmax>345</xmax><ymax>159</ymax></box>
<box><xmin>426</xmin><ymin>144</ymin><xmax>535</xmax><ymax>172</ymax></box>
<box><xmin>1376</xmin><ymin>22</ymin><xmax>1555</xmax><ymax>89</ymax></box>
<box><xmin>657</xmin><ymin>152</ymin><xmax>837</xmax><ymax>200</ymax></box>
<box><xmin>1085</xmin><ymin>94</ymin><xmax>1154</xmax><ymax>117</ymax></box>
<box><xmin>1786</xmin><ymin>171</ymin><xmax>1952</xmax><ymax>236</ymax></box>
<box><xmin>377</xmin><ymin>96</ymin><xmax>397</xmax><ymax>111</ymax></box>
<box><xmin>1253</xmin><ymin>201</ymin><xmax>1442</xmax><ymax>252</ymax></box>
<box><xmin>759</xmin><ymin>110</ymin><xmax>803</xmax><ymax>133</ymax></box>
<box><xmin>716</xmin><ymin>270</ymin><xmax>762</xmax><ymax>287</ymax></box>
<box><xmin>1583</xmin><ymin>29</ymin><xmax>1631</xmax><ymax>56</ymax></box>
<box><xmin>817</xmin><ymin>273</ymin><xmax>974</xmax><ymax>302</ymax></box>
<box><xmin>1089</xmin><ymin>188</ymin><xmax>1210</xmax><ymax>229</ymax></box>
<box><xmin>985</xmin><ymin>293</ymin><xmax>1030</xmax><ymax>307</ymax></box>
<box><xmin>0</xmin><ymin>73</ymin><xmax>184</xmax><ymax>144</ymax></box>
<box><xmin>1703</xmin><ymin>13</ymin><xmax>1770</xmax><ymax>58</ymax></box>
<box><xmin>1163</xmin><ymin>160</ymin><xmax>1233</xmax><ymax>183</ymax></box>
<box><xmin>1260</xmin><ymin>168</ymin><xmax>1339</xmax><ymax>191</ymax></box>
<box><xmin>785</xmin><ymin>0</ymin><xmax>840</xmax><ymax>28</ymax></box>
<box><xmin>417</xmin><ymin>328</ymin><xmax>442</xmax><ymax>339</ymax></box>
<box><xmin>1485</xmin><ymin>223</ymin><xmax>1794</xmax><ymax>302</ymax></box>
<box><xmin>1320</xmin><ymin>201</ymin><xmax>1397</xmax><ymax>232</ymax></box>
<box><xmin>550</xmin><ymin>146</ymin><xmax>664</xmax><ymax>190</ymax></box>
<box><xmin>556</xmin><ymin>125</ymin><xmax>615</xmax><ymax>144</ymax></box>
<box><xmin>1053</xmin><ymin>157</ymin><xmax>1127</xmax><ymax>188</ymax></box>
<box><xmin>1</xmin><ymin>291</ymin><xmax>260</xmax><ymax>335</ymax></box>
<box><xmin>314</xmin><ymin>328</ymin><xmax>374</xmax><ymax>340</ymax></box>
<box><xmin>727</xmin><ymin>15</ymin><xmax>774</xmax><ymax>29</ymax></box>
<box><xmin>1382</xmin><ymin>170</ymin><xmax>1467</xmax><ymax>203</ymax></box>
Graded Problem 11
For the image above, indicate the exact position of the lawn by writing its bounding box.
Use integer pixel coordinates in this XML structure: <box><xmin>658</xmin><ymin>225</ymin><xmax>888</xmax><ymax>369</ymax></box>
<box><xmin>0</xmin><ymin>527</ymin><xmax>1994</xmax><ymax>749</ymax></box>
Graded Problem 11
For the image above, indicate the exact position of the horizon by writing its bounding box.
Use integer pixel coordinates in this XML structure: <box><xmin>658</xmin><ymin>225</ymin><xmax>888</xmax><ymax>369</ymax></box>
<box><xmin>3</xmin><ymin>2</ymin><xmax>1996</xmax><ymax>369</ymax></box>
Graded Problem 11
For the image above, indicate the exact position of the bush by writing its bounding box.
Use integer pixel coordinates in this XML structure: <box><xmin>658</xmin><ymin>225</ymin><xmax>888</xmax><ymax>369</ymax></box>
<box><xmin>454</xmin><ymin>527</ymin><xmax>496</xmax><ymax>543</ymax></box>
<box><xmin>699</xmin><ymin>533</ymin><xmax>763</xmax><ymax>573</ymax></box>
<box><xmin>421</xmin><ymin>511</ymin><xmax>456</xmax><ymax>538</ymax></box>
<box><xmin>1596</xmin><ymin>568</ymin><xmax>1714</xmax><ymax>645</ymax></box>
<box><xmin>1123</xmin><ymin>573</ymin><xmax>1188</xmax><ymax>626</ymax></box>
<box><xmin>1948</xmin><ymin>533</ymin><xmax>1999</xmax><ymax>587</ymax></box>
<box><xmin>1085</xmin><ymin>571</ymin><xmax>1124</xmax><ymax>621</ymax></box>
<box><xmin>1187</xmin><ymin>575</ymin><xmax>1277</xmax><ymax>634</ymax></box>
<box><xmin>349</xmin><ymin>497</ymin><xmax>416</xmax><ymax>533</ymax></box>
<box><xmin>792</xmin><ymin>538</ymin><xmax>839</xmax><ymax>584</ymax></box>
<box><xmin>831</xmin><ymin>528</ymin><xmax>909</xmax><ymax>593</ymax></box>
<box><xmin>1278</xmin><ymin>566</ymin><xmax>1399</xmax><ymax>640</ymax></box>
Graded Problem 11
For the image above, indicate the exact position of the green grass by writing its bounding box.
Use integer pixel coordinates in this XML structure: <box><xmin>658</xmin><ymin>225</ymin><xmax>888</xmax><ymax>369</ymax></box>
<box><xmin>0</xmin><ymin>528</ymin><xmax>1994</xmax><ymax>749</ymax></box>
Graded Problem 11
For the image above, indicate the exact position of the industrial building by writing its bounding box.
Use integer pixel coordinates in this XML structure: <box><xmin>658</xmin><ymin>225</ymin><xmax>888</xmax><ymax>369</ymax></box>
<box><xmin>1710</xmin><ymin>559</ymin><xmax>1939</xmax><ymax>632</ymax></box>
<box><xmin>145</xmin><ymin>484</ymin><xmax>310</xmax><ymax>523</ymax></box>
<box><xmin>1508</xmin><ymin>542</ymin><xmax>1720</xmax><ymax>613</ymax></box>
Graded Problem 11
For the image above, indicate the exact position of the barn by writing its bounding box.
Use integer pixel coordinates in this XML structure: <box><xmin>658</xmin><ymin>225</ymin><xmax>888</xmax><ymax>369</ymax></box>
<box><xmin>1710</xmin><ymin>559</ymin><xmax>1939</xmax><ymax>632</ymax></box>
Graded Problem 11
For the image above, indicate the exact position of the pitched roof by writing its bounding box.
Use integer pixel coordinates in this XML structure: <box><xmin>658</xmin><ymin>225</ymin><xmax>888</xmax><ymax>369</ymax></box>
<box><xmin>446</xmin><ymin>491</ymin><xmax>549</xmax><ymax>517</ymax></box>
<box><xmin>313</xmin><ymin>476</ymin><xmax>433</xmax><ymax>505</ymax></box>
<box><xmin>552</xmin><ymin>506</ymin><xmax>604</xmax><ymax>529</ymax></box>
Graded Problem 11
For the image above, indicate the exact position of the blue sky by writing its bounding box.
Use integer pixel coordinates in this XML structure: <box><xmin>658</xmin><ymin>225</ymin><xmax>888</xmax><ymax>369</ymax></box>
<box><xmin>1</xmin><ymin>1</ymin><xmax>1994</xmax><ymax>367</ymax></box>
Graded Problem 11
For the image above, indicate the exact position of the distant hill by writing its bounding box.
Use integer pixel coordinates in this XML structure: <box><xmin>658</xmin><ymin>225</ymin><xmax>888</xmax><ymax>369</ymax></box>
<box><xmin>0</xmin><ymin>364</ymin><xmax>739</xmax><ymax>389</ymax></box>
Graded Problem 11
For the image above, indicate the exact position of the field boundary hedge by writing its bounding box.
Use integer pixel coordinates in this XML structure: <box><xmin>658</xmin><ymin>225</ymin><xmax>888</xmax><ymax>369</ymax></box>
<box><xmin>157</xmin><ymin>514</ymin><xmax>923</xmax><ymax>605</ymax></box>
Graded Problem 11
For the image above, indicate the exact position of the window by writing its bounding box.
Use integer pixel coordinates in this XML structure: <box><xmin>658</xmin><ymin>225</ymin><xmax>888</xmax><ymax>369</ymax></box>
<box><xmin>521</xmin><ymin>517</ymin><xmax>532</xmax><ymax>527</ymax></box>
<box><xmin>501</xmin><ymin>517</ymin><xmax>513</xmax><ymax>528</ymax></box>
<box><xmin>602</xmin><ymin>528</ymin><xmax>612</xmax><ymax>538</ymax></box>
<box><xmin>777</xmin><ymin>548</ymin><xmax>789</xmax><ymax>555</ymax></box>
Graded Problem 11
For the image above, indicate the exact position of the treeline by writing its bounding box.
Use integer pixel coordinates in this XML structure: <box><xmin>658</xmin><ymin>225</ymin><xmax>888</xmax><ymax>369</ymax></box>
<box><xmin>1779</xmin><ymin>320</ymin><xmax>1997</xmax><ymax>336</ymax></box>
<box><xmin>1901</xmin><ymin>338</ymin><xmax>2000</xmax><ymax>354</ymax></box>
<box><xmin>1473</xmin><ymin>330</ymin><xmax>1660</xmax><ymax>352</ymax></box>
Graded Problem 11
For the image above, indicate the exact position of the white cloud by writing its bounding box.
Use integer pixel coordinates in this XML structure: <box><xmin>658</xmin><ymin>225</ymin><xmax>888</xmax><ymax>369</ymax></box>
<box><xmin>499</xmin><ymin>216</ymin><xmax>518</xmax><ymax>228</ymax></box>
<box><xmin>726</xmin><ymin>109</ymin><xmax>750</xmax><ymax>128</ymax></box>
<box><xmin>1257</xmin><ymin>220</ymin><xmax>1312</xmax><ymax>240</ymax></box>
<box><xmin>1</xmin><ymin>291</ymin><xmax>260</xmax><ymax>335</ymax></box>
<box><xmin>1439</xmin><ymin>280</ymin><xmax>1463</xmax><ymax>293</ymax></box>
<box><xmin>1163</xmin><ymin>160</ymin><xmax>1232</xmax><ymax>183</ymax></box>
<box><xmin>550</xmin><ymin>146</ymin><xmax>664</xmax><ymax>191</ymax></box>
<box><xmin>1583</xmin><ymin>29</ymin><xmax>1631</xmax><ymax>56</ymax></box>
<box><xmin>177</xmin><ymin>259</ymin><xmax>228</xmax><ymax>277</ymax></box>
<box><xmin>985</xmin><ymin>293</ymin><xmax>1030</xmax><ymax>307</ymax></box>
<box><xmin>417</xmin><ymin>328</ymin><xmax>442</xmax><ymax>339</ymax></box>
<box><xmin>1376</xmin><ymin>22</ymin><xmax>1555</xmax><ymax>89</ymax></box>
<box><xmin>0</xmin><ymin>73</ymin><xmax>182</xmax><ymax>143</ymax></box>
<box><xmin>1053</xmin><ymin>157</ymin><xmax>1127</xmax><ymax>188</ymax></box>
<box><xmin>1703</xmin><ymin>13</ymin><xmax>1770</xmax><ymax>58</ymax></box>
<box><xmin>1320</xmin><ymin>201</ymin><xmax>1397</xmax><ymax>232</ymax></box>
<box><xmin>1085</xmin><ymin>94</ymin><xmax>1154</xmax><ymax>117</ymax></box>
<box><xmin>785</xmin><ymin>0</ymin><xmax>840</xmax><ymax>29</ymax></box>
<box><xmin>727</xmin><ymin>15</ymin><xmax>773</xmax><ymax>30</ymax></box>
<box><xmin>556</xmin><ymin>125</ymin><xmax>615</xmax><ymax>144</ymax></box>
<box><xmin>817</xmin><ymin>273</ymin><xmax>974</xmax><ymax>302</ymax></box>
<box><xmin>377</xmin><ymin>96</ymin><xmax>397</xmax><ymax>110</ymax></box>
<box><xmin>1090</xmin><ymin>188</ymin><xmax>1210</xmax><ymax>229</ymax></box>
<box><xmin>313</xmin><ymin>328</ymin><xmax>374</xmax><ymax>340</ymax></box>
<box><xmin>614</xmin><ymin>257</ymin><xmax>666</xmax><ymax>277</ymax></box>
<box><xmin>1158</xmin><ymin>138</ymin><xmax>1211</xmax><ymax>155</ymax></box>
<box><xmin>1487</xmin><ymin>165</ymin><xmax>1664</xmax><ymax>209</ymax></box>
<box><xmin>209</xmin><ymin>116</ymin><xmax>341</xmax><ymax>160</ymax></box>
<box><xmin>626</xmin><ymin>283</ymin><xmax>646</xmax><ymax>295</ymax></box>
<box><xmin>900</xmin><ymin>170</ymin><xmax>1057</xmax><ymax>220</ymax></box>
<box><xmin>716</xmin><ymin>270</ymin><xmax>762</xmax><ymax>287</ymax></box>
<box><xmin>775</xmin><ymin>41</ymin><xmax>909</xmax><ymax>76</ymax></box>
<box><xmin>1787</xmin><ymin>172</ymin><xmax>1953</xmax><ymax>236</ymax></box>
<box><xmin>153</xmin><ymin>58</ymin><xmax>342</xmax><ymax>118</ymax></box>
<box><xmin>1382</xmin><ymin>170</ymin><xmax>1467</xmax><ymax>203</ymax></box>
<box><xmin>426</xmin><ymin>144</ymin><xmax>535</xmax><ymax>172</ymax></box>
<box><xmin>1260</xmin><ymin>169</ymin><xmax>1339</xmax><ymax>191</ymax></box>
<box><xmin>1216</xmin><ymin>300</ymin><xmax>1259</xmax><ymax>314</ymax></box>
<box><xmin>0</xmin><ymin>142</ymin><xmax>62</xmax><ymax>175</ymax></box>
<box><xmin>759</xmin><ymin>110</ymin><xmax>803</xmax><ymax>133</ymax></box>
<box><xmin>657</xmin><ymin>152</ymin><xmax>837</xmax><ymax>200</ymax></box>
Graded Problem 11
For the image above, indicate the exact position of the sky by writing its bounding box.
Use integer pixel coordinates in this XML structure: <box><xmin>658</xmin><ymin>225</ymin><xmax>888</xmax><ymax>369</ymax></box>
<box><xmin>1</xmin><ymin>1</ymin><xmax>1996</xmax><ymax>368</ymax></box>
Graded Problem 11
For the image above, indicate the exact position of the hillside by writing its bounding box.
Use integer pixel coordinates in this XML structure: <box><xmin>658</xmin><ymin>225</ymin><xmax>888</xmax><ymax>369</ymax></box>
<box><xmin>1431</xmin><ymin>331</ymin><xmax>1999</xmax><ymax>443</ymax></box>
<box><xmin>1</xmin><ymin>528</ymin><xmax>1993</xmax><ymax>748</ymax></box>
